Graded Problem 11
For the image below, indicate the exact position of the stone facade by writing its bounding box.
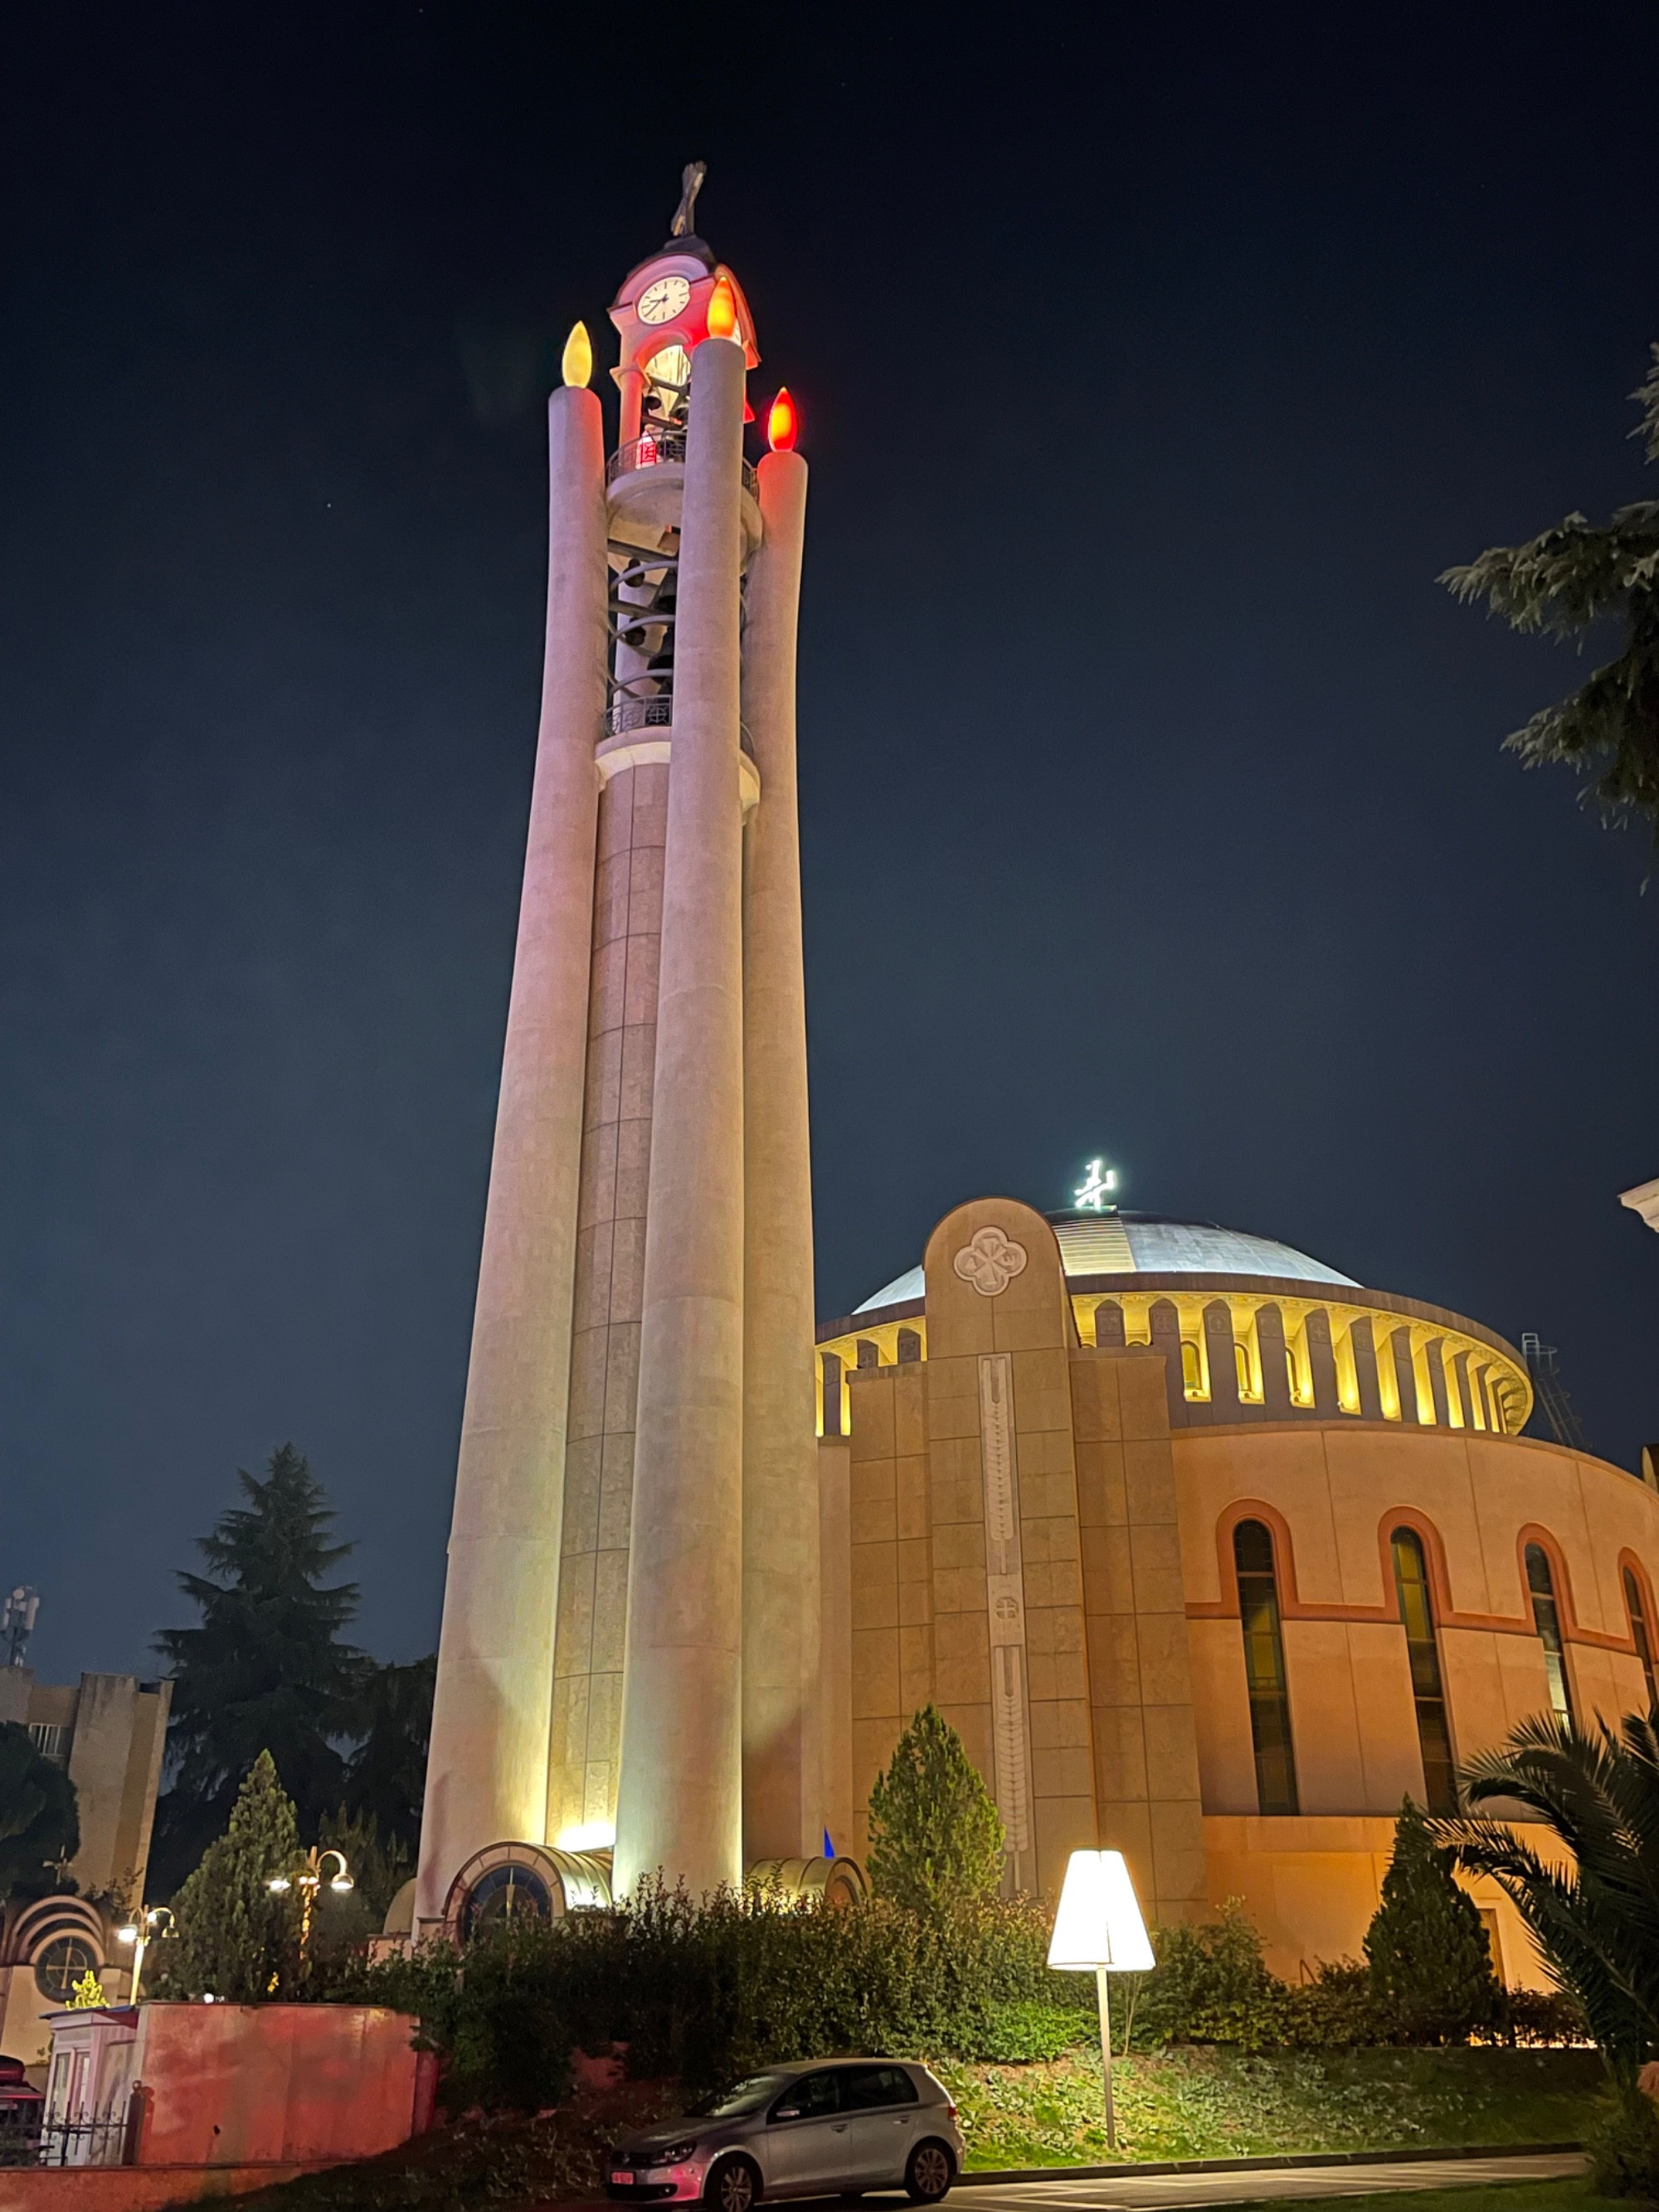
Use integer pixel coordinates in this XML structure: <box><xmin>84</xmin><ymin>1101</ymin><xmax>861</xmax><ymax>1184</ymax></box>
<box><xmin>825</xmin><ymin>1200</ymin><xmax>1659</xmax><ymax>1985</ymax></box>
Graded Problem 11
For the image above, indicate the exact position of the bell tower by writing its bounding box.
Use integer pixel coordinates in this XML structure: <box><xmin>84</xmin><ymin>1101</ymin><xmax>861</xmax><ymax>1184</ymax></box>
<box><xmin>416</xmin><ymin>175</ymin><xmax>821</xmax><ymax>1925</ymax></box>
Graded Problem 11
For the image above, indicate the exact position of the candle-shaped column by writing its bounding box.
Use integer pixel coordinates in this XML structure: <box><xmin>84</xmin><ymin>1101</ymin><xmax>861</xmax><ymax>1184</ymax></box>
<box><xmin>739</xmin><ymin>397</ymin><xmax>822</xmax><ymax>1861</ymax></box>
<box><xmin>613</xmin><ymin>330</ymin><xmax>748</xmax><ymax>1898</ymax></box>
<box><xmin>416</xmin><ymin>369</ymin><xmax>609</xmax><ymax>1926</ymax></box>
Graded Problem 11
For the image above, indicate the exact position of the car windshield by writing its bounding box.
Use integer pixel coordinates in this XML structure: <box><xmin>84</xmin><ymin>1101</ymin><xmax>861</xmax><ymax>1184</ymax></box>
<box><xmin>692</xmin><ymin>2072</ymin><xmax>793</xmax><ymax>2118</ymax></box>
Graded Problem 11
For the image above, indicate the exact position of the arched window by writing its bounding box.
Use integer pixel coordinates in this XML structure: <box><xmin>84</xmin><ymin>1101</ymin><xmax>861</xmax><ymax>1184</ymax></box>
<box><xmin>1234</xmin><ymin>1342</ymin><xmax>1253</xmax><ymax>1397</ymax></box>
<box><xmin>1180</xmin><ymin>1340</ymin><xmax>1204</xmax><ymax>1396</ymax></box>
<box><xmin>1624</xmin><ymin>1566</ymin><xmax>1658</xmax><ymax>1712</ymax></box>
<box><xmin>1233</xmin><ymin>1519</ymin><xmax>1299</xmax><ymax>1815</ymax></box>
<box><xmin>1391</xmin><ymin>1527</ymin><xmax>1456</xmax><ymax>1815</ymax></box>
<box><xmin>1525</xmin><ymin>1543</ymin><xmax>1575</xmax><ymax>1727</ymax></box>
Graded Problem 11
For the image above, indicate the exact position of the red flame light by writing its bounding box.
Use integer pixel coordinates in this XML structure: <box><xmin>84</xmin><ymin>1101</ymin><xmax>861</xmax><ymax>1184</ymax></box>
<box><xmin>767</xmin><ymin>387</ymin><xmax>799</xmax><ymax>453</ymax></box>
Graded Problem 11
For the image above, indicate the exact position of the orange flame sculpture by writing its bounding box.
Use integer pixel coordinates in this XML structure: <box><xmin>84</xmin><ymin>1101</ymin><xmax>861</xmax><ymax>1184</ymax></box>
<box><xmin>707</xmin><ymin>274</ymin><xmax>738</xmax><ymax>342</ymax></box>
<box><xmin>767</xmin><ymin>387</ymin><xmax>799</xmax><ymax>453</ymax></box>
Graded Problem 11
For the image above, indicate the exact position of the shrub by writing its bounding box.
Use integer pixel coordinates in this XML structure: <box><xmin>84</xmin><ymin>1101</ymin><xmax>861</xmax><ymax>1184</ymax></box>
<box><xmin>1588</xmin><ymin>2087</ymin><xmax>1659</xmax><ymax>2203</ymax></box>
<box><xmin>867</xmin><ymin>1707</ymin><xmax>1005</xmax><ymax>1915</ymax></box>
<box><xmin>333</xmin><ymin>1882</ymin><xmax>1093</xmax><ymax>2107</ymax></box>
<box><xmin>1487</xmin><ymin>1985</ymin><xmax>1590</xmax><ymax>2046</ymax></box>
<box><xmin>1134</xmin><ymin>1901</ymin><xmax>1288</xmax><ymax>2052</ymax></box>
<box><xmin>1131</xmin><ymin>1909</ymin><xmax>1389</xmax><ymax>2052</ymax></box>
<box><xmin>1365</xmin><ymin>1799</ymin><xmax>1501</xmax><ymax>2044</ymax></box>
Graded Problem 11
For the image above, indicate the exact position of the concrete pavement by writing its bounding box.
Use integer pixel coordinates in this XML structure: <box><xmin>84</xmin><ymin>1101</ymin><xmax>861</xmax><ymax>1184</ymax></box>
<box><xmin>950</xmin><ymin>2151</ymin><xmax>1586</xmax><ymax>2212</ymax></box>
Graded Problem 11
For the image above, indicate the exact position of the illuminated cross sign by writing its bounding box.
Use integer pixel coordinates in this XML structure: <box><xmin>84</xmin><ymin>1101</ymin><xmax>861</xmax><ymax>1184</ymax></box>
<box><xmin>1073</xmin><ymin>1158</ymin><xmax>1117</xmax><ymax>1211</ymax></box>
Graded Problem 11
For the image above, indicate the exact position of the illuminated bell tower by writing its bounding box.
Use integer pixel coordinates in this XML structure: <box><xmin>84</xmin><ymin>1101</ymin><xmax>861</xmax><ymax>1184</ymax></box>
<box><xmin>416</xmin><ymin>175</ymin><xmax>821</xmax><ymax>1923</ymax></box>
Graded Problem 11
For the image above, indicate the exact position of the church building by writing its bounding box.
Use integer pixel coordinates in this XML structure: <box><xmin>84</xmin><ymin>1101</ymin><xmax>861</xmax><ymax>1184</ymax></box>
<box><xmin>411</xmin><ymin>181</ymin><xmax>1659</xmax><ymax>1991</ymax></box>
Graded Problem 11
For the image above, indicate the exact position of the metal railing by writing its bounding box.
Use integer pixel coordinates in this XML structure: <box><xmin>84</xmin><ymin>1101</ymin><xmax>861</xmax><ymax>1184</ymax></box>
<box><xmin>600</xmin><ymin>696</ymin><xmax>757</xmax><ymax>762</ymax></box>
<box><xmin>0</xmin><ymin>2104</ymin><xmax>42</xmax><ymax>2169</ymax></box>
<box><xmin>607</xmin><ymin>436</ymin><xmax>759</xmax><ymax>500</ymax></box>
<box><xmin>605</xmin><ymin>695</ymin><xmax>674</xmax><ymax>738</ymax></box>
<box><xmin>0</xmin><ymin>2108</ymin><xmax>138</xmax><ymax>2169</ymax></box>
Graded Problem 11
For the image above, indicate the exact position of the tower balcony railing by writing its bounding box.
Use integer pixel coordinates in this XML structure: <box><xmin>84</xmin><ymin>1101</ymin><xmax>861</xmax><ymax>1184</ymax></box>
<box><xmin>603</xmin><ymin>692</ymin><xmax>756</xmax><ymax>758</ymax></box>
<box><xmin>606</xmin><ymin>695</ymin><xmax>674</xmax><ymax>738</ymax></box>
<box><xmin>608</xmin><ymin>434</ymin><xmax>760</xmax><ymax>501</ymax></box>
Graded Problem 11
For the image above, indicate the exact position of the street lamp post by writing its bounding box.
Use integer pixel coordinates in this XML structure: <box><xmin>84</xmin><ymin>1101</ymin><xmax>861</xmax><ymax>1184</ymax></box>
<box><xmin>1046</xmin><ymin>1849</ymin><xmax>1154</xmax><ymax>2152</ymax></box>
<box><xmin>268</xmin><ymin>1847</ymin><xmax>353</xmax><ymax>1966</ymax></box>
<box><xmin>114</xmin><ymin>1906</ymin><xmax>176</xmax><ymax>2003</ymax></box>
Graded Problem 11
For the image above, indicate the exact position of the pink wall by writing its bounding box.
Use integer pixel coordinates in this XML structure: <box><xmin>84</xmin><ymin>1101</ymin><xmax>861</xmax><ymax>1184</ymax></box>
<box><xmin>132</xmin><ymin>2005</ymin><xmax>421</xmax><ymax>2166</ymax></box>
<box><xmin>0</xmin><ymin>2164</ymin><xmax>328</xmax><ymax>2212</ymax></box>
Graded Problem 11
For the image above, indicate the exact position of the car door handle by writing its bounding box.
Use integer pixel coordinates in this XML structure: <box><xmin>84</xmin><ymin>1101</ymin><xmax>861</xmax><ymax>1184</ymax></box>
<box><xmin>832</xmin><ymin>2123</ymin><xmax>848</xmax><ymax>2133</ymax></box>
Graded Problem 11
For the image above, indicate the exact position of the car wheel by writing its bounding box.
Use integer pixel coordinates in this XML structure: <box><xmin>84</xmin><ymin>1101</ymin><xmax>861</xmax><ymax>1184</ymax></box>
<box><xmin>708</xmin><ymin>2156</ymin><xmax>762</xmax><ymax>2212</ymax></box>
<box><xmin>905</xmin><ymin>2141</ymin><xmax>954</xmax><ymax>2204</ymax></box>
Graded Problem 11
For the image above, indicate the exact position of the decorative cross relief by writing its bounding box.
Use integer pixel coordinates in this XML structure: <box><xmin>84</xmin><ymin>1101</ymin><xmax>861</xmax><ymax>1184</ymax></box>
<box><xmin>953</xmin><ymin>1227</ymin><xmax>1029</xmax><ymax>1297</ymax></box>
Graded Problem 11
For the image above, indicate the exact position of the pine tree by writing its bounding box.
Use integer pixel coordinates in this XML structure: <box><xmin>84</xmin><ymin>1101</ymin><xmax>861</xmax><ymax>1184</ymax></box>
<box><xmin>152</xmin><ymin>1444</ymin><xmax>362</xmax><ymax>1893</ymax></box>
<box><xmin>867</xmin><ymin>1704</ymin><xmax>1005</xmax><ymax>1914</ymax></box>
<box><xmin>341</xmin><ymin>1654</ymin><xmax>435</xmax><ymax>1853</ymax></box>
<box><xmin>1441</xmin><ymin>344</ymin><xmax>1659</xmax><ymax>849</ymax></box>
<box><xmin>156</xmin><ymin>1752</ymin><xmax>302</xmax><ymax>2001</ymax></box>
<box><xmin>0</xmin><ymin>1722</ymin><xmax>80</xmax><ymax>1899</ymax></box>
<box><xmin>1365</xmin><ymin>1796</ymin><xmax>1501</xmax><ymax>2042</ymax></box>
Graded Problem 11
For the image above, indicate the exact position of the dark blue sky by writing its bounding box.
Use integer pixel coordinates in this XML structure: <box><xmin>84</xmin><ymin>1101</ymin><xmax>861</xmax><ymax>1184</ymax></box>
<box><xmin>4</xmin><ymin>2</ymin><xmax>1657</xmax><ymax>1682</ymax></box>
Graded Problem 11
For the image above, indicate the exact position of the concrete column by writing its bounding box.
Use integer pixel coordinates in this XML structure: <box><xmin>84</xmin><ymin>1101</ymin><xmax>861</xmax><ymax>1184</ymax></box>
<box><xmin>817</xmin><ymin>1435</ymin><xmax>854</xmax><ymax>1857</ymax></box>
<box><xmin>740</xmin><ymin>443</ymin><xmax>821</xmax><ymax>1863</ymax></box>
<box><xmin>417</xmin><ymin>385</ymin><xmax>608</xmax><ymax>1924</ymax></box>
<box><xmin>547</xmin><ymin>759</ymin><xmax>668</xmax><ymax>1845</ymax></box>
<box><xmin>613</xmin><ymin>335</ymin><xmax>748</xmax><ymax>1898</ymax></box>
<box><xmin>1257</xmin><ymin>1304</ymin><xmax>1293</xmax><ymax>1417</ymax></box>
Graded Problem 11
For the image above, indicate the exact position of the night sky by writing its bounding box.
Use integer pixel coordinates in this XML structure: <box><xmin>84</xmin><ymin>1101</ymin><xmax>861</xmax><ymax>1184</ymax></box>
<box><xmin>5</xmin><ymin>3</ymin><xmax>1657</xmax><ymax>1683</ymax></box>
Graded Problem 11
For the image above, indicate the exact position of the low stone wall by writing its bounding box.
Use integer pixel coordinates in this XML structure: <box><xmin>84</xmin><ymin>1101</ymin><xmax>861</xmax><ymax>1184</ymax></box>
<box><xmin>0</xmin><ymin>2162</ymin><xmax>336</xmax><ymax>2212</ymax></box>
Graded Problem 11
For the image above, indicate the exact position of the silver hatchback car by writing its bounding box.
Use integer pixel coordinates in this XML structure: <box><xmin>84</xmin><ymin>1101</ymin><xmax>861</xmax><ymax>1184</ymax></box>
<box><xmin>606</xmin><ymin>2056</ymin><xmax>965</xmax><ymax>2212</ymax></box>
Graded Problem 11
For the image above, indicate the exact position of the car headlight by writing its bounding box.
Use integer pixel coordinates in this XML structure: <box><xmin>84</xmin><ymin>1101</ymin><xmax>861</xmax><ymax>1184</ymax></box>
<box><xmin>654</xmin><ymin>2141</ymin><xmax>699</xmax><ymax>2164</ymax></box>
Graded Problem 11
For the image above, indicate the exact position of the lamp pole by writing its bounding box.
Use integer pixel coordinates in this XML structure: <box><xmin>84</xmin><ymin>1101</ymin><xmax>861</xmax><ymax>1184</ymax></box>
<box><xmin>1095</xmin><ymin>1966</ymin><xmax>1117</xmax><ymax>2148</ymax></box>
<box><xmin>268</xmin><ymin>1846</ymin><xmax>354</xmax><ymax>1966</ymax></box>
<box><xmin>1047</xmin><ymin>1849</ymin><xmax>1152</xmax><ymax>2162</ymax></box>
<box><xmin>114</xmin><ymin>1906</ymin><xmax>175</xmax><ymax>2003</ymax></box>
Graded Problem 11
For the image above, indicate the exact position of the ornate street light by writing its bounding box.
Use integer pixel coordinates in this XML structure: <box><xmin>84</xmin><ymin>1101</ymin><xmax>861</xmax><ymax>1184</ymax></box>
<box><xmin>268</xmin><ymin>1846</ymin><xmax>354</xmax><ymax>1962</ymax></box>
<box><xmin>114</xmin><ymin>1905</ymin><xmax>176</xmax><ymax>2002</ymax></box>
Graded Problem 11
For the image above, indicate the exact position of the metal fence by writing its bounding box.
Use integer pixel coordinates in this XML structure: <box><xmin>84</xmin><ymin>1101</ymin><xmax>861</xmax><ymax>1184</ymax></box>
<box><xmin>0</xmin><ymin>2102</ymin><xmax>141</xmax><ymax>2169</ymax></box>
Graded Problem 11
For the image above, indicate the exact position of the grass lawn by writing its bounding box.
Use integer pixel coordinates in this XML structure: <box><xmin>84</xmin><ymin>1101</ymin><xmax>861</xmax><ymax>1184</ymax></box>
<box><xmin>936</xmin><ymin>2047</ymin><xmax>1603</xmax><ymax>2170</ymax></box>
<box><xmin>230</xmin><ymin>2049</ymin><xmax>1605</xmax><ymax>2211</ymax></box>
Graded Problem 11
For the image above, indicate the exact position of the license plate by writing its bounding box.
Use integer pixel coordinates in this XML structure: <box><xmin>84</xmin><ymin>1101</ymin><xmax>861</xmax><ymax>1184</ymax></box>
<box><xmin>610</xmin><ymin>2175</ymin><xmax>630</xmax><ymax>2187</ymax></box>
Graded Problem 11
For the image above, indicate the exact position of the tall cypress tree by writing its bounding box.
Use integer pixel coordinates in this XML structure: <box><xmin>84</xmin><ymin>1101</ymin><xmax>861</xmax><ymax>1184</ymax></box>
<box><xmin>867</xmin><ymin>1704</ymin><xmax>1006</xmax><ymax>1914</ymax></box>
<box><xmin>152</xmin><ymin>1445</ymin><xmax>361</xmax><ymax>1894</ymax></box>
<box><xmin>156</xmin><ymin>1751</ymin><xmax>303</xmax><ymax>2000</ymax></box>
<box><xmin>1365</xmin><ymin>1796</ymin><xmax>1501</xmax><ymax>2042</ymax></box>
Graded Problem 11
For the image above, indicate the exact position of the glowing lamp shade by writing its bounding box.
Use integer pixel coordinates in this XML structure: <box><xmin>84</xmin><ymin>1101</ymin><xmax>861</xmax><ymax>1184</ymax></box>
<box><xmin>767</xmin><ymin>387</ymin><xmax>799</xmax><ymax>453</ymax></box>
<box><xmin>1047</xmin><ymin>1849</ymin><xmax>1153</xmax><ymax>1972</ymax></box>
<box><xmin>707</xmin><ymin>274</ymin><xmax>738</xmax><ymax>342</ymax></box>
<box><xmin>562</xmin><ymin>321</ymin><xmax>593</xmax><ymax>389</ymax></box>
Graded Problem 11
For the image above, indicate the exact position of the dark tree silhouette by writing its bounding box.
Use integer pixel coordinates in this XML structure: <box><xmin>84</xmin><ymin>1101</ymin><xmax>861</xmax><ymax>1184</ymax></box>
<box><xmin>342</xmin><ymin>1652</ymin><xmax>435</xmax><ymax>1853</ymax></box>
<box><xmin>0</xmin><ymin>1722</ymin><xmax>79</xmax><ymax>1899</ymax></box>
<box><xmin>151</xmin><ymin>1444</ymin><xmax>361</xmax><ymax>1894</ymax></box>
<box><xmin>1442</xmin><ymin>345</ymin><xmax>1659</xmax><ymax>850</ymax></box>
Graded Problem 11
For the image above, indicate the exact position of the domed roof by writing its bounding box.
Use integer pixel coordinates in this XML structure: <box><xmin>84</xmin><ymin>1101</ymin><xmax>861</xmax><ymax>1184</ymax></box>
<box><xmin>852</xmin><ymin>1211</ymin><xmax>1359</xmax><ymax>1314</ymax></box>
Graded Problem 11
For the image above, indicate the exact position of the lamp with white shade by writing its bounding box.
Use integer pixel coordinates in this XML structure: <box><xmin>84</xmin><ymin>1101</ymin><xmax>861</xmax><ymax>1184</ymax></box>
<box><xmin>1046</xmin><ymin>1849</ymin><xmax>1154</xmax><ymax>2150</ymax></box>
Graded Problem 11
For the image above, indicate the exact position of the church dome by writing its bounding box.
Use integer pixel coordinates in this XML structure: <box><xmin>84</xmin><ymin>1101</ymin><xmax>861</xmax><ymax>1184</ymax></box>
<box><xmin>852</xmin><ymin>1210</ymin><xmax>1358</xmax><ymax>1314</ymax></box>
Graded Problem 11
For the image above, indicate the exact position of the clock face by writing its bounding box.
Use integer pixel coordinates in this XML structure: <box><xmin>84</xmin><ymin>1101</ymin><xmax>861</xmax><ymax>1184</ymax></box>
<box><xmin>637</xmin><ymin>275</ymin><xmax>692</xmax><ymax>326</ymax></box>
